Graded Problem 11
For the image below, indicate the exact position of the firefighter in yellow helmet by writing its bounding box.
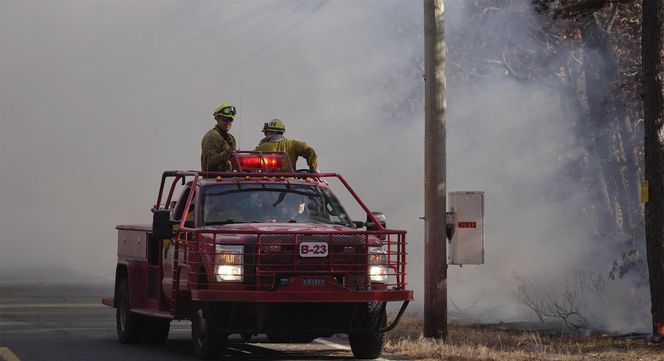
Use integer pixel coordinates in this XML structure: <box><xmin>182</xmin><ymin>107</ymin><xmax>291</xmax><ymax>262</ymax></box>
<box><xmin>256</xmin><ymin>119</ymin><xmax>318</xmax><ymax>172</ymax></box>
<box><xmin>201</xmin><ymin>102</ymin><xmax>237</xmax><ymax>172</ymax></box>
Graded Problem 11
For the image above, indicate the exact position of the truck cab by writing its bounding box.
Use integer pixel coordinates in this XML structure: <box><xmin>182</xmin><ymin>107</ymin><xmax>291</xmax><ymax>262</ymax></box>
<box><xmin>103</xmin><ymin>152</ymin><xmax>412</xmax><ymax>359</ymax></box>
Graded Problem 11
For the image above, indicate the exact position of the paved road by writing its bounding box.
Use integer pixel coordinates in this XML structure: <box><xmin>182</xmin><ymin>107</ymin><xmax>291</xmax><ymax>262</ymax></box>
<box><xmin>0</xmin><ymin>283</ymin><xmax>386</xmax><ymax>361</ymax></box>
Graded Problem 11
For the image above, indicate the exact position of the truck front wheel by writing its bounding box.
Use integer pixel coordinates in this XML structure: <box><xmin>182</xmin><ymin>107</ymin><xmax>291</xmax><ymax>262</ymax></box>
<box><xmin>349</xmin><ymin>302</ymin><xmax>386</xmax><ymax>359</ymax></box>
<box><xmin>192</xmin><ymin>302</ymin><xmax>227</xmax><ymax>359</ymax></box>
<box><xmin>116</xmin><ymin>279</ymin><xmax>142</xmax><ymax>344</ymax></box>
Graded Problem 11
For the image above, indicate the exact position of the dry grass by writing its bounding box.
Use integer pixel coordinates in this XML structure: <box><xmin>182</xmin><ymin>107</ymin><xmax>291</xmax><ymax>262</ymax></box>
<box><xmin>383</xmin><ymin>318</ymin><xmax>663</xmax><ymax>360</ymax></box>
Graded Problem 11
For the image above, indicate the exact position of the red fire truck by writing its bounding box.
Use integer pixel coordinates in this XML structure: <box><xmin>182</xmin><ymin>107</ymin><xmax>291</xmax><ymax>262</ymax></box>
<box><xmin>102</xmin><ymin>152</ymin><xmax>412</xmax><ymax>359</ymax></box>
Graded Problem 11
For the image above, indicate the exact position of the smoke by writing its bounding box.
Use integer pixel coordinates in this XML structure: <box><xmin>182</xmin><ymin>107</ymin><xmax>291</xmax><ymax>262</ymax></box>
<box><xmin>0</xmin><ymin>0</ymin><xmax>422</xmax><ymax>278</ymax></box>
<box><xmin>0</xmin><ymin>0</ymin><xmax>649</xmax><ymax>332</ymax></box>
<box><xmin>442</xmin><ymin>1</ymin><xmax>650</xmax><ymax>332</ymax></box>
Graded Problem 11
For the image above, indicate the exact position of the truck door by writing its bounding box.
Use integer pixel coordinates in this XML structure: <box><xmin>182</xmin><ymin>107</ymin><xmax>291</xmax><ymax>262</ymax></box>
<box><xmin>162</xmin><ymin>186</ymin><xmax>194</xmax><ymax>300</ymax></box>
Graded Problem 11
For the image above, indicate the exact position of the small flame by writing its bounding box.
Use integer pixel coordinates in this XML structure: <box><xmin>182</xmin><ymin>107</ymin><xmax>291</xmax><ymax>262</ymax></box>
<box><xmin>654</xmin><ymin>314</ymin><xmax>664</xmax><ymax>337</ymax></box>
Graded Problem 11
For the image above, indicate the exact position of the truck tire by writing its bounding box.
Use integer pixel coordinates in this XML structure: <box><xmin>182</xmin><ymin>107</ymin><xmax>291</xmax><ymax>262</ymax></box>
<box><xmin>349</xmin><ymin>302</ymin><xmax>386</xmax><ymax>359</ymax></box>
<box><xmin>116</xmin><ymin>279</ymin><xmax>142</xmax><ymax>344</ymax></box>
<box><xmin>192</xmin><ymin>302</ymin><xmax>227</xmax><ymax>360</ymax></box>
<box><xmin>142</xmin><ymin>317</ymin><xmax>170</xmax><ymax>344</ymax></box>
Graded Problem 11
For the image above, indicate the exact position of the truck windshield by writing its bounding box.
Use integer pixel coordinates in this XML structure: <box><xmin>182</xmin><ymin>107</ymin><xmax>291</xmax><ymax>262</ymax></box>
<box><xmin>200</xmin><ymin>183</ymin><xmax>352</xmax><ymax>227</ymax></box>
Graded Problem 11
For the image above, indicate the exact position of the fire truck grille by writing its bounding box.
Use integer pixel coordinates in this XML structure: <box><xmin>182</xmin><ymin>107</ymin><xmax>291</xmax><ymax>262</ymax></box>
<box><xmin>252</xmin><ymin>234</ymin><xmax>368</xmax><ymax>290</ymax></box>
<box><xmin>187</xmin><ymin>229</ymin><xmax>407</xmax><ymax>292</ymax></box>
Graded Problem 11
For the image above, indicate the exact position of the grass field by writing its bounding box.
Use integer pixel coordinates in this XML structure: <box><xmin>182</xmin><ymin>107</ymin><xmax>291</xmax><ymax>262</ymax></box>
<box><xmin>383</xmin><ymin>318</ymin><xmax>663</xmax><ymax>360</ymax></box>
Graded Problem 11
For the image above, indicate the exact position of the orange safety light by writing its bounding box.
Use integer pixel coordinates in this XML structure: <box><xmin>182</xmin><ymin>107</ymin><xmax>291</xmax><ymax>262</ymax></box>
<box><xmin>237</xmin><ymin>154</ymin><xmax>285</xmax><ymax>171</ymax></box>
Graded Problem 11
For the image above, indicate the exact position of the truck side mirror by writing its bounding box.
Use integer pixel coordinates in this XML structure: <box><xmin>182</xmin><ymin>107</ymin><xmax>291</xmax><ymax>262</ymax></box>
<box><xmin>366</xmin><ymin>211</ymin><xmax>387</xmax><ymax>240</ymax></box>
<box><xmin>153</xmin><ymin>209</ymin><xmax>175</xmax><ymax>240</ymax></box>
<box><xmin>366</xmin><ymin>211</ymin><xmax>386</xmax><ymax>230</ymax></box>
<box><xmin>353</xmin><ymin>221</ymin><xmax>366</xmax><ymax>228</ymax></box>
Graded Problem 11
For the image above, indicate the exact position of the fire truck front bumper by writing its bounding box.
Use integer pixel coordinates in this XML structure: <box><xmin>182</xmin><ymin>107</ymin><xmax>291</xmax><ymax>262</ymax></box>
<box><xmin>191</xmin><ymin>288</ymin><xmax>413</xmax><ymax>302</ymax></box>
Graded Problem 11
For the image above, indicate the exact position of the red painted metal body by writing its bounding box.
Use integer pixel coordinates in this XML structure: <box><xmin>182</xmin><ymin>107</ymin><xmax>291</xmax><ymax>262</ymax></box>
<box><xmin>105</xmin><ymin>155</ymin><xmax>412</xmax><ymax>336</ymax></box>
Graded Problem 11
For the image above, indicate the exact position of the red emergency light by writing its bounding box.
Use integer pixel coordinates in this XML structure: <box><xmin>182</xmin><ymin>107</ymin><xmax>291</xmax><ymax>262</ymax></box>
<box><xmin>236</xmin><ymin>153</ymin><xmax>285</xmax><ymax>171</ymax></box>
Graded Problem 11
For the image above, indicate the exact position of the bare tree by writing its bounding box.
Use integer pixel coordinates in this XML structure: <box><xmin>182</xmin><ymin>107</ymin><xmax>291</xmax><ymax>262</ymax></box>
<box><xmin>542</xmin><ymin>282</ymin><xmax>590</xmax><ymax>330</ymax></box>
<box><xmin>515</xmin><ymin>271</ymin><xmax>605</xmax><ymax>330</ymax></box>
<box><xmin>642</xmin><ymin>0</ymin><xmax>664</xmax><ymax>338</ymax></box>
<box><xmin>515</xmin><ymin>276</ymin><xmax>547</xmax><ymax>323</ymax></box>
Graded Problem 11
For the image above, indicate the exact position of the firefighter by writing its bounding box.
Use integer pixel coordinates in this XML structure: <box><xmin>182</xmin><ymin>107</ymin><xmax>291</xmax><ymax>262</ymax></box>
<box><xmin>255</xmin><ymin>119</ymin><xmax>318</xmax><ymax>172</ymax></box>
<box><xmin>281</xmin><ymin>195</ymin><xmax>309</xmax><ymax>222</ymax></box>
<box><xmin>201</xmin><ymin>102</ymin><xmax>237</xmax><ymax>172</ymax></box>
<box><xmin>272</xmin><ymin>192</ymin><xmax>310</xmax><ymax>223</ymax></box>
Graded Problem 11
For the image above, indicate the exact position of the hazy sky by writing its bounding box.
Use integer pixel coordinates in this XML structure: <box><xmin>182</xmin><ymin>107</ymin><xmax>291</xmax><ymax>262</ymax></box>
<box><xmin>0</xmin><ymin>0</ymin><xmax>424</xmax><ymax>287</ymax></box>
<box><xmin>0</xmin><ymin>0</ymin><xmax>650</xmax><ymax>332</ymax></box>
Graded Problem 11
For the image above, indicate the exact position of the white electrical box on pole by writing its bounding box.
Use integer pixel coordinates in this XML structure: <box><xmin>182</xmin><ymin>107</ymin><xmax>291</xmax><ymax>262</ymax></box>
<box><xmin>448</xmin><ymin>192</ymin><xmax>485</xmax><ymax>265</ymax></box>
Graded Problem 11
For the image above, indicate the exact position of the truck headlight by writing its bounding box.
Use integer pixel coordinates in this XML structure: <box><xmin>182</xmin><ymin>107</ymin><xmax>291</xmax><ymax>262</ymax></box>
<box><xmin>368</xmin><ymin>246</ymin><xmax>387</xmax><ymax>283</ymax></box>
<box><xmin>215</xmin><ymin>245</ymin><xmax>244</xmax><ymax>282</ymax></box>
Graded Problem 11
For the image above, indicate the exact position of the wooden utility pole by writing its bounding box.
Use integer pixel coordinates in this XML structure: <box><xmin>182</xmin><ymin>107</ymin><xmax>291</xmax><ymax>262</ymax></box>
<box><xmin>423</xmin><ymin>0</ymin><xmax>447</xmax><ymax>339</ymax></box>
<box><xmin>642</xmin><ymin>0</ymin><xmax>664</xmax><ymax>337</ymax></box>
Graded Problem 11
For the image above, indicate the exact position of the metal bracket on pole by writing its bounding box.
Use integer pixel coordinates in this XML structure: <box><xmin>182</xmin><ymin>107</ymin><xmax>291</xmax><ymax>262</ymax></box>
<box><xmin>446</xmin><ymin>211</ymin><xmax>457</xmax><ymax>242</ymax></box>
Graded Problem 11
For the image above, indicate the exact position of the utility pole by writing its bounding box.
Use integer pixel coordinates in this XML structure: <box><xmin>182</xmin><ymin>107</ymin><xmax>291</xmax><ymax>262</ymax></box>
<box><xmin>423</xmin><ymin>0</ymin><xmax>447</xmax><ymax>339</ymax></box>
<box><xmin>642</xmin><ymin>0</ymin><xmax>664</xmax><ymax>338</ymax></box>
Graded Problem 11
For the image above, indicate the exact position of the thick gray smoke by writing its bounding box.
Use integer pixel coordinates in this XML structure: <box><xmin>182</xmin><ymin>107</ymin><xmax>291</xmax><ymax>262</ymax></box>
<box><xmin>443</xmin><ymin>2</ymin><xmax>650</xmax><ymax>332</ymax></box>
<box><xmin>0</xmin><ymin>0</ymin><xmax>649</xmax><ymax>332</ymax></box>
<box><xmin>0</xmin><ymin>0</ymin><xmax>423</xmax><ymax>280</ymax></box>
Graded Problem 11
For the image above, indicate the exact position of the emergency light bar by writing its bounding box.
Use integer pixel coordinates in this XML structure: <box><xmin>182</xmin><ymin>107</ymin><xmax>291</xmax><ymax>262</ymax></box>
<box><xmin>233</xmin><ymin>152</ymin><xmax>292</xmax><ymax>172</ymax></box>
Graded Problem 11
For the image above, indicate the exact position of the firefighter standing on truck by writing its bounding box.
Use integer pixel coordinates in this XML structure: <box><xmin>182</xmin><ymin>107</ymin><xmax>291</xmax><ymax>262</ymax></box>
<box><xmin>256</xmin><ymin>119</ymin><xmax>318</xmax><ymax>172</ymax></box>
<box><xmin>201</xmin><ymin>102</ymin><xmax>237</xmax><ymax>172</ymax></box>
